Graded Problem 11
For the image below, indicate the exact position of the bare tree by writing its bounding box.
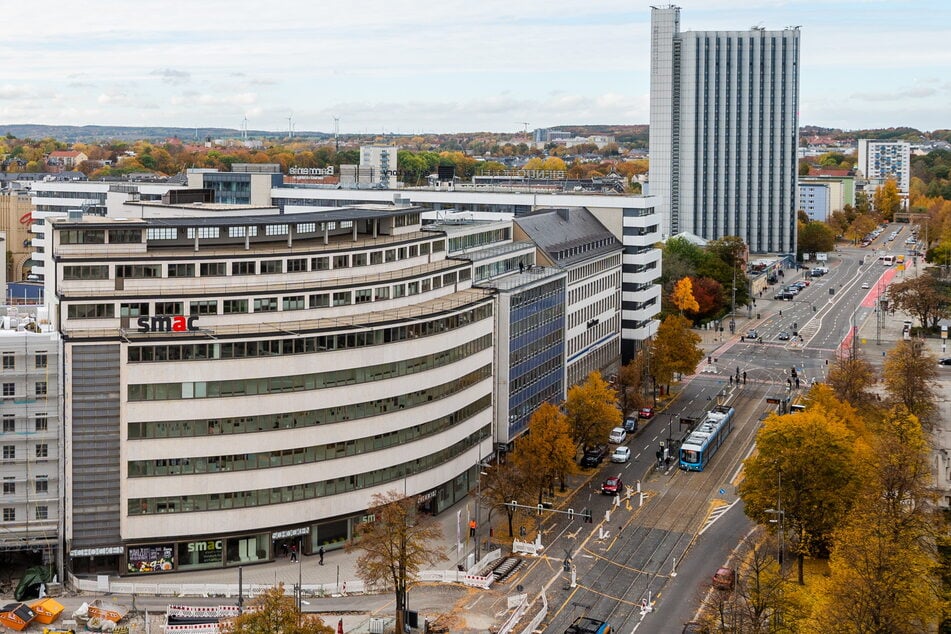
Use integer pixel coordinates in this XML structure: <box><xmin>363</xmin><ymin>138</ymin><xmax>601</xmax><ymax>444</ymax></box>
<box><xmin>347</xmin><ymin>491</ymin><xmax>448</xmax><ymax>633</ymax></box>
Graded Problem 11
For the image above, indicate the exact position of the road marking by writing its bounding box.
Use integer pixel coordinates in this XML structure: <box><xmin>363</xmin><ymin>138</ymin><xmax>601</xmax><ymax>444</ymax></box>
<box><xmin>699</xmin><ymin>498</ymin><xmax>740</xmax><ymax>535</ymax></box>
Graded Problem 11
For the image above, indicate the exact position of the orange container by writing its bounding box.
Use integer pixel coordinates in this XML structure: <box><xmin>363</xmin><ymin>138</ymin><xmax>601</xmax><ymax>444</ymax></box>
<box><xmin>0</xmin><ymin>603</ymin><xmax>36</xmax><ymax>631</ymax></box>
<box><xmin>29</xmin><ymin>598</ymin><xmax>64</xmax><ymax>625</ymax></box>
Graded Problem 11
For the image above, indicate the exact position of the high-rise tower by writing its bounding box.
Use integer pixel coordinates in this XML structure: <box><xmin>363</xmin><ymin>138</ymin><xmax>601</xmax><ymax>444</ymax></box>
<box><xmin>649</xmin><ymin>5</ymin><xmax>800</xmax><ymax>254</ymax></box>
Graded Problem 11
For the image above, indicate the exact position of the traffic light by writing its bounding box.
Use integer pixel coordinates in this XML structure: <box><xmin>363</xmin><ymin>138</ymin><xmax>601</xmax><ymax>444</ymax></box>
<box><xmin>563</xmin><ymin>558</ymin><xmax>571</xmax><ymax>572</ymax></box>
<box><xmin>567</xmin><ymin>508</ymin><xmax>575</xmax><ymax>521</ymax></box>
<box><xmin>583</xmin><ymin>508</ymin><xmax>593</xmax><ymax>523</ymax></box>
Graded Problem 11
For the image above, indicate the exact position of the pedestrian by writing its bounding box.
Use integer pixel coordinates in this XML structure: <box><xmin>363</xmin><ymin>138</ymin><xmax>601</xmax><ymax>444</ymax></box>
<box><xmin>742</xmin><ymin>371</ymin><xmax>747</xmax><ymax>385</ymax></box>
<box><xmin>290</xmin><ymin>544</ymin><xmax>298</xmax><ymax>563</ymax></box>
<box><xmin>281</xmin><ymin>542</ymin><xmax>288</xmax><ymax>558</ymax></box>
<box><xmin>729</xmin><ymin>375</ymin><xmax>733</xmax><ymax>386</ymax></box>
<box><xmin>318</xmin><ymin>546</ymin><xmax>325</xmax><ymax>565</ymax></box>
<box><xmin>469</xmin><ymin>519</ymin><xmax>477</xmax><ymax>538</ymax></box>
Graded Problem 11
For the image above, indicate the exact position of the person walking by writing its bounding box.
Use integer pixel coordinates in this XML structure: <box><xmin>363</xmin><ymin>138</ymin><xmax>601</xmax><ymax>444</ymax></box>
<box><xmin>290</xmin><ymin>544</ymin><xmax>298</xmax><ymax>563</ymax></box>
<box><xmin>318</xmin><ymin>546</ymin><xmax>325</xmax><ymax>565</ymax></box>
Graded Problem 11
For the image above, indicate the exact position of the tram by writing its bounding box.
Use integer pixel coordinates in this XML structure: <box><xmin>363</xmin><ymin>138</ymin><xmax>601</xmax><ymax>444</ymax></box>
<box><xmin>678</xmin><ymin>405</ymin><xmax>736</xmax><ymax>472</ymax></box>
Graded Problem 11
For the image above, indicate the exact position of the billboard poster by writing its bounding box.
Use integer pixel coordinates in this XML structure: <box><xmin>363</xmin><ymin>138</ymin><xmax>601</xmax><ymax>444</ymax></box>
<box><xmin>127</xmin><ymin>544</ymin><xmax>174</xmax><ymax>573</ymax></box>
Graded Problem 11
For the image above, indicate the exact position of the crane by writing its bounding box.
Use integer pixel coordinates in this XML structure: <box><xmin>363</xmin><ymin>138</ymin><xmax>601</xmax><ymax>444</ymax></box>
<box><xmin>516</xmin><ymin>122</ymin><xmax>530</xmax><ymax>134</ymax></box>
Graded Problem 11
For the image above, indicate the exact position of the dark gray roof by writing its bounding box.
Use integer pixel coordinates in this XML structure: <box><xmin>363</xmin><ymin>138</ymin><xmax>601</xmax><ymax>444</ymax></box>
<box><xmin>515</xmin><ymin>207</ymin><xmax>621</xmax><ymax>266</ymax></box>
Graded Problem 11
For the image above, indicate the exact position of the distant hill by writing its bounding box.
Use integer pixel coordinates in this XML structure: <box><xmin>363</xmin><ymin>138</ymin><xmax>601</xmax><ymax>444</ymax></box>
<box><xmin>0</xmin><ymin>124</ymin><xmax>331</xmax><ymax>143</ymax></box>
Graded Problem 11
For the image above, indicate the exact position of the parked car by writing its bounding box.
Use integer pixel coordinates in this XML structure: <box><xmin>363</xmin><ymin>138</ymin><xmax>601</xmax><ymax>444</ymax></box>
<box><xmin>777</xmin><ymin>331</ymin><xmax>790</xmax><ymax>341</ymax></box>
<box><xmin>623</xmin><ymin>417</ymin><xmax>638</xmax><ymax>433</ymax></box>
<box><xmin>638</xmin><ymin>407</ymin><xmax>655</xmax><ymax>419</ymax></box>
<box><xmin>601</xmin><ymin>475</ymin><xmax>623</xmax><ymax>495</ymax></box>
<box><xmin>712</xmin><ymin>566</ymin><xmax>736</xmax><ymax>591</ymax></box>
<box><xmin>861</xmin><ymin>282</ymin><xmax>870</xmax><ymax>289</ymax></box>
<box><xmin>608</xmin><ymin>427</ymin><xmax>627</xmax><ymax>444</ymax></box>
<box><xmin>611</xmin><ymin>446</ymin><xmax>631</xmax><ymax>463</ymax></box>
<box><xmin>581</xmin><ymin>444</ymin><xmax>608</xmax><ymax>467</ymax></box>
<box><xmin>938</xmin><ymin>358</ymin><xmax>951</xmax><ymax>366</ymax></box>
<box><xmin>746</xmin><ymin>330</ymin><xmax>758</xmax><ymax>339</ymax></box>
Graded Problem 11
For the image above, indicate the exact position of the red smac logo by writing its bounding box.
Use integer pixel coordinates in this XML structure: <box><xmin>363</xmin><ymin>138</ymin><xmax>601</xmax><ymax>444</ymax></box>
<box><xmin>137</xmin><ymin>315</ymin><xmax>199</xmax><ymax>333</ymax></box>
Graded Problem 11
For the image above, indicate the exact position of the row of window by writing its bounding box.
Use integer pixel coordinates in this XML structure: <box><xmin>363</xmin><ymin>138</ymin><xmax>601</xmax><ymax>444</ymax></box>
<box><xmin>2</xmin><ymin>506</ymin><xmax>49</xmax><ymax>521</ymax></box>
<box><xmin>566</xmin><ymin>254</ymin><xmax>622</xmax><ymax>286</ymax></box>
<box><xmin>567</xmin><ymin>272</ymin><xmax>620</xmax><ymax>308</ymax></box>
<box><xmin>128</xmin><ymin>427</ymin><xmax>488</xmax><ymax>515</ymax></box>
<box><xmin>1</xmin><ymin>352</ymin><xmax>48</xmax><ymax>370</ymax></box>
<box><xmin>128</xmin><ymin>305</ymin><xmax>491</xmax><ymax>363</ymax></box>
<box><xmin>67</xmin><ymin>269</ymin><xmax>472</xmax><ymax>321</ymax></box>
<box><xmin>568</xmin><ymin>314</ymin><xmax>620</xmax><ymax>357</ymax></box>
<box><xmin>1</xmin><ymin>414</ymin><xmax>49</xmax><ymax>433</ymax></box>
<box><xmin>60</xmin><ymin>229</ymin><xmax>140</xmax><ymax>245</ymax></box>
<box><xmin>128</xmin><ymin>395</ymin><xmax>490</xmax><ymax>477</ymax></box>
<box><xmin>61</xmin><ymin>240</ymin><xmax>445</xmax><ymax>280</ymax></box>
<box><xmin>569</xmin><ymin>295</ymin><xmax>618</xmax><ymax>330</ymax></box>
<box><xmin>127</xmin><ymin>334</ymin><xmax>492</xmax><ymax>401</ymax></box>
<box><xmin>1</xmin><ymin>444</ymin><xmax>48</xmax><ymax>459</ymax></box>
<box><xmin>447</xmin><ymin>227</ymin><xmax>512</xmax><ymax>253</ymax></box>
<box><xmin>128</xmin><ymin>365</ymin><xmax>491</xmax><ymax>439</ymax></box>
<box><xmin>0</xmin><ymin>382</ymin><xmax>48</xmax><ymax>398</ymax></box>
<box><xmin>2</xmin><ymin>476</ymin><xmax>50</xmax><ymax>495</ymax></box>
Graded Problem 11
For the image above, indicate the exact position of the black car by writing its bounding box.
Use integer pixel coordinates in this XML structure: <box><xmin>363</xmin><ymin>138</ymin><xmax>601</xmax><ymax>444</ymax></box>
<box><xmin>580</xmin><ymin>444</ymin><xmax>607</xmax><ymax>467</ymax></box>
<box><xmin>777</xmin><ymin>331</ymin><xmax>790</xmax><ymax>341</ymax></box>
<box><xmin>939</xmin><ymin>358</ymin><xmax>951</xmax><ymax>366</ymax></box>
<box><xmin>623</xmin><ymin>417</ymin><xmax>638</xmax><ymax>432</ymax></box>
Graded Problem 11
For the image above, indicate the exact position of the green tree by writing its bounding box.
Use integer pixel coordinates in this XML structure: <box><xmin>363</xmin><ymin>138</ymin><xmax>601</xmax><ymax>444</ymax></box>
<box><xmin>798</xmin><ymin>221</ymin><xmax>836</xmax><ymax>255</ymax></box>
<box><xmin>565</xmin><ymin>371</ymin><xmax>621</xmax><ymax>450</ymax></box>
<box><xmin>347</xmin><ymin>490</ymin><xmax>448</xmax><ymax>634</ymax></box>
<box><xmin>510</xmin><ymin>402</ymin><xmax>577</xmax><ymax>499</ymax></box>
<box><xmin>223</xmin><ymin>583</ymin><xmax>333</xmax><ymax>634</ymax></box>
<box><xmin>739</xmin><ymin>405</ymin><xmax>865</xmax><ymax>585</ymax></box>
<box><xmin>648</xmin><ymin>314</ymin><xmax>704</xmax><ymax>393</ymax></box>
<box><xmin>881</xmin><ymin>339</ymin><xmax>939</xmax><ymax>427</ymax></box>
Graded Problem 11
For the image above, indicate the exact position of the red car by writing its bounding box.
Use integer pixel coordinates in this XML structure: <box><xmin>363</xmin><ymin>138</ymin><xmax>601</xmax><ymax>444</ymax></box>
<box><xmin>601</xmin><ymin>475</ymin><xmax>623</xmax><ymax>495</ymax></box>
<box><xmin>712</xmin><ymin>566</ymin><xmax>736</xmax><ymax>591</ymax></box>
<box><xmin>639</xmin><ymin>407</ymin><xmax>655</xmax><ymax>419</ymax></box>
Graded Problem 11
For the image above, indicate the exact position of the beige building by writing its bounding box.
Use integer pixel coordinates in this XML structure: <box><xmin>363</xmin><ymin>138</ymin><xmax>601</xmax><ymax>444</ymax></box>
<box><xmin>0</xmin><ymin>191</ymin><xmax>35</xmax><ymax>281</ymax></box>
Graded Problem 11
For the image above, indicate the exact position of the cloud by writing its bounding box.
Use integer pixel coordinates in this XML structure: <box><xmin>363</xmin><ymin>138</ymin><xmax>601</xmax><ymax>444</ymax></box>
<box><xmin>151</xmin><ymin>68</ymin><xmax>191</xmax><ymax>85</ymax></box>
<box><xmin>169</xmin><ymin>92</ymin><xmax>258</xmax><ymax>107</ymax></box>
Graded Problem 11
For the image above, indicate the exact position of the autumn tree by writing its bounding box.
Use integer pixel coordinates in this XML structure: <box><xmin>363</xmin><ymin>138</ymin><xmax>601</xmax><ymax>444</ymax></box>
<box><xmin>671</xmin><ymin>277</ymin><xmax>700</xmax><ymax>315</ymax></box>
<box><xmin>887</xmin><ymin>271</ymin><xmax>951</xmax><ymax>329</ymax></box>
<box><xmin>844</xmin><ymin>214</ymin><xmax>879</xmax><ymax>245</ymax></box>
<box><xmin>510</xmin><ymin>402</ymin><xmax>577</xmax><ymax>499</ymax></box>
<box><xmin>873</xmin><ymin>178</ymin><xmax>902</xmax><ymax>220</ymax></box>
<box><xmin>616</xmin><ymin>350</ymin><xmax>648</xmax><ymax>419</ymax></box>
<box><xmin>689</xmin><ymin>276</ymin><xmax>723</xmax><ymax>317</ymax></box>
<box><xmin>564</xmin><ymin>371</ymin><xmax>621</xmax><ymax>450</ymax></box>
<box><xmin>347</xmin><ymin>491</ymin><xmax>448</xmax><ymax>633</ymax></box>
<box><xmin>825</xmin><ymin>354</ymin><xmax>878</xmax><ymax>410</ymax></box>
<box><xmin>881</xmin><ymin>338</ymin><xmax>938</xmax><ymax>426</ymax></box>
<box><xmin>798</xmin><ymin>220</ymin><xmax>836</xmax><ymax>255</ymax></box>
<box><xmin>480</xmin><ymin>458</ymin><xmax>529</xmax><ymax>537</ymax></box>
<box><xmin>223</xmin><ymin>583</ymin><xmax>333</xmax><ymax>634</ymax></box>
<box><xmin>648</xmin><ymin>314</ymin><xmax>704</xmax><ymax>393</ymax></box>
<box><xmin>815</xmin><ymin>408</ymin><xmax>942</xmax><ymax>632</ymax></box>
<box><xmin>740</xmin><ymin>406</ymin><xmax>866</xmax><ymax>585</ymax></box>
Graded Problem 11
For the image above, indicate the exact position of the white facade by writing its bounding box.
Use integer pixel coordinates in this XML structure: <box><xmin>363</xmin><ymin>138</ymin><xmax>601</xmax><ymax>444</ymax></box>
<box><xmin>857</xmin><ymin>139</ymin><xmax>911</xmax><ymax>195</ymax></box>
<box><xmin>360</xmin><ymin>146</ymin><xmax>399</xmax><ymax>189</ymax></box>
<box><xmin>649</xmin><ymin>6</ymin><xmax>800</xmax><ymax>254</ymax></box>
<box><xmin>49</xmin><ymin>208</ymin><xmax>494</xmax><ymax>575</ymax></box>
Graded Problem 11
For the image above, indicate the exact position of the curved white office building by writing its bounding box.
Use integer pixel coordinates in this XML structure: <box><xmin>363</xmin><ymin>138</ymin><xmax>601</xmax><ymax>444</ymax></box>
<box><xmin>49</xmin><ymin>204</ymin><xmax>494</xmax><ymax>575</ymax></box>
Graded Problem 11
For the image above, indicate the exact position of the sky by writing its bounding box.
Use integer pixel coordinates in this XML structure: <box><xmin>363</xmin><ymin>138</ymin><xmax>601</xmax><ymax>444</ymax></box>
<box><xmin>0</xmin><ymin>0</ymin><xmax>948</xmax><ymax>135</ymax></box>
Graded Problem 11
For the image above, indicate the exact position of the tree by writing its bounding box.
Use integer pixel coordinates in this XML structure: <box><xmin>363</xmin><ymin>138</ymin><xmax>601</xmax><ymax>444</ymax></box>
<box><xmin>671</xmin><ymin>277</ymin><xmax>700</xmax><ymax>315</ymax></box>
<box><xmin>510</xmin><ymin>402</ymin><xmax>577</xmax><ymax>499</ymax></box>
<box><xmin>798</xmin><ymin>221</ymin><xmax>836</xmax><ymax>255</ymax></box>
<box><xmin>223</xmin><ymin>584</ymin><xmax>333</xmax><ymax>634</ymax></box>
<box><xmin>480</xmin><ymin>459</ymin><xmax>529</xmax><ymax>537</ymax></box>
<box><xmin>887</xmin><ymin>272</ymin><xmax>951</xmax><ymax>329</ymax></box>
<box><xmin>825</xmin><ymin>355</ymin><xmax>878</xmax><ymax>411</ymax></box>
<box><xmin>739</xmin><ymin>406</ymin><xmax>866</xmax><ymax>585</ymax></box>
<box><xmin>689</xmin><ymin>276</ymin><xmax>723</xmax><ymax>318</ymax></box>
<box><xmin>347</xmin><ymin>490</ymin><xmax>448</xmax><ymax>633</ymax></box>
<box><xmin>616</xmin><ymin>351</ymin><xmax>648</xmax><ymax>419</ymax></box>
<box><xmin>815</xmin><ymin>408</ymin><xmax>942</xmax><ymax>633</ymax></box>
<box><xmin>565</xmin><ymin>371</ymin><xmax>621</xmax><ymax>450</ymax></box>
<box><xmin>873</xmin><ymin>178</ymin><xmax>902</xmax><ymax>220</ymax></box>
<box><xmin>648</xmin><ymin>314</ymin><xmax>704</xmax><ymax>392</ymax></box>
<box><xmin>881</xmin><ymin>339</ymin><xmax>939</xmax><ymax>426</ymax></box>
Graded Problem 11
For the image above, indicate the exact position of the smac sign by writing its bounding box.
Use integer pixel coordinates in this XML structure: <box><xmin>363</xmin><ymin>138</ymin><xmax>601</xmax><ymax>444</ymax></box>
<box><xmin>137</xmin><ymin>315</ymin><xmax>199</xmax><ymax>333</ymax></box>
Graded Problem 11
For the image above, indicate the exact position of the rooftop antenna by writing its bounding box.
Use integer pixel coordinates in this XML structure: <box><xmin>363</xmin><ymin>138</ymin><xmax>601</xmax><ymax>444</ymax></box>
<box><xmin>333</xmin><ymin>116</ymin><xmax>340</xmax><ymax>152</ymax></box>
<box><xmin>517</xmin><ymin>122</ymin><xmax>530</xmax><ymax>134</ymax></box>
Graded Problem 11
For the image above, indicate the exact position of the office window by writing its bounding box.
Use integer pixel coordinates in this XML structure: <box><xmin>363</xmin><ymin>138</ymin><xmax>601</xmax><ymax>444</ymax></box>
<box><xmin>309</xmin><ymin>294</ymin><xmax>329</xmax><ymax>308</ymax></box>
<box><xmin>254</xmin><ymin>298</ymin><xmax>278</xmax><ymax>312</ymax></box>
<box><xmin>265</xmin><ymin>224</ymin><xmax>288</xmax><ymax>236</ymax></box>
<box><xmin>36</xmin><ymin>444</ymin><xmax>48</xmax><ymax>459</ymax></box>
<box><xmin>2</xmin><ymin>508</ymin><xmax>13</xmax><ymax>522</ymax></box>
<box><xmin>35</xmin><ymin>476</ymin><xmax>48</xmax><ymax>494</ymax></box>
<box><xmin>2</xmin><ymin>384</ymin><xmax>14</xmax><ymax>397</ymax></box>
<box><xmin>35</xmin><ymin>415</ymin><xmax>47</xmax><ymax>432</ymax></box>
<box><xmin>147</xmin><ymin>227</ymin><xmax>177</xmax><ymax>240</ymax></box>
<box><xmin>186</xmin><ymin>227</ymin><xmax>220</xmax><ymax>239</ymax></box>
<box><xmin>223</xmin><ymin>300</ymin><xmax>248</xmax><ymax>314</ymax></box>
<box><xmin>67</xmin><ymin>304</ymin><xmax>115</xmax><ymax>319</ymax></box>
<box><xmin>228</xmin><ymin>226</ymin><xmax>258</xmax><ymax>238</ymax></box>
<box><xmin>2</xmin><ymin>481</ymin><xmax>12</xmax><ymax>495</ymax></box>
<box><xmin>353</xmin><ymin>253</ymin><xmax>368</xmax><ymax>267</ymax></box>
<box><xmin>155</xmin><ymin>302</ymin><xmax>184</xmax><ymax>315</ymax></box>
<box><xmin>167</xmin><ymin>263</ymin><xmax>195</xmax><ymax>277</ymax></box>
<box><xmin>35</xmin><ymin>382</ymin><xmax>47</xmax><ymax>397</ymax></box>
<box><xmin>287</xmin><ymin>258</ymin><xmax>307</xmax><ymax>272</ymax></box>
<box><xmin>370</xmin><ymin>251</ymin><xmax>383</xmax><ymax>265</ymax></box>
<box><xmin>2</xmin><ymin>446</ymin><xmax>14</xmax><ymax>459</ymax></box>
<box><xmin>232</xmin><ymin>261</ymin><xmax>256</xmax><ymax>276</ymax></box>
<box><xmin>189</xmin><ymin>301</ymin><xmax>218</xmax><ymax>315</ymax></box>
<box><xmin>120</xmin><ymin>303</ymin><xmax>149</xmax><ymax>318</ymax></box>
<box><xmin>200</xmin><ymin>262</ymin><xmax>227</xmax><ymax>277</ymax></box>
<box><xmin>2</xmin><ymin>416</ymin><xmax>13</xmax><ymax>433</ymax></box>
<box><xmin>35</xmin><ymin>506</ymin><xmax>48</xmax><ymax>520</ymax></box>
<box><xmin>260</xmin><ymin>260</ymin><xmax>283</xmax><ymax>274</ymax></box>
<box><xmin>354</xmin><ymin>289</ymin><xmax>372</xmax><ymax>304</ymax></box>
<box><xmin>312</xmin><ymin>257</ymin><xmax>330</xmax><ymax>271</ymax></box>
<box><xmin>333</xmin><ymin>255</ymin><xmax>350</xmax><ymax>269</ymax></box>
<box><xmin>282</xmin><ymin>296</ymin><xmax>305</xmax><ymax>311</ymax></box>
<box><xmin>2</xmin><ymin>353</ymin><xmax>13</xmax><ymax>370</ymax></box>
<box><xmin>35</xmin><ymin>353</ymin><xmax>47</xmax><ymax>369</ymax></box>
<box><xmin>332</xmin><ymin>291</ymin><xmax>351</xmax><ymax>306</ymax></box>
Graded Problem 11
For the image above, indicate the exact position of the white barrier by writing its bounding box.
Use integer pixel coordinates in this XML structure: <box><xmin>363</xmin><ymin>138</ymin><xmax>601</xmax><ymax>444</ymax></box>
<box><xmin>468</xmin><ymin>548</ymin><xmax>502</xmax><ymax>574</ymax></box>
<box><xmin>518</xmin><ymin>590</ymin><xmax>548</xmax><ymax>634</ymax></box>
<box><xmin>512</xmin><ymin>539</ymin><xmax>541</xmax><ymax>555</ymax></box>
<box><xmin>163</xmin><ymin>625</ymin><xmax>220</xmax><ymax>633</ymax></box>
<box><xmin>461</xmin><ymin>574</ymin><xmax>493</xmax><ymax>589</ymax></box>
<box><xmin>66</xmin><ymin>572</ymin><xmax>371</xmax><ymax>599</ymax></box>
<box><xmin>497</xmin><ymin>593</ymin><xmax>529</xmax><ymax>634</ymax></box>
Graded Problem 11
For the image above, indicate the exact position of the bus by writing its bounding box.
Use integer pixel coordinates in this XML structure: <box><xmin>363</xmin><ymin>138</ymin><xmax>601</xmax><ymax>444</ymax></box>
<box><xmin>882</xmin><ymin>255</ymin><xmax>895</xmax><ymax>266</ymax></box>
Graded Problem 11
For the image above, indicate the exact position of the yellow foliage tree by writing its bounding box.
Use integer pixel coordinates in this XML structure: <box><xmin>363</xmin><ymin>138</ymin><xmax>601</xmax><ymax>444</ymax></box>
<box><xmin>648</xmin><ymin>314</ymin><xmax>704</xmax><ymax>389</ymax></box>
<box><xmin>223</xmin><ymin>583</ymin><xmax>333</xmax><ymax>634</ymax></box>
<box><xmin>873</xmin><ymin>178</ymin><xmax>902</xmax><ymax>220</ymax></box>
<box><xmin>565</xmin><ymin>371</ymin><xmax>621</xmax><ymax>450</ymax></box>
<box><xmin>510</xmin><ymin>402</ymin><xmax>577</xmax><ymax>500</ymax></box>
<box><xmin>671</xmin><ymin>277</ymin><xmax>700</xmax><ymax>314</ymax></box>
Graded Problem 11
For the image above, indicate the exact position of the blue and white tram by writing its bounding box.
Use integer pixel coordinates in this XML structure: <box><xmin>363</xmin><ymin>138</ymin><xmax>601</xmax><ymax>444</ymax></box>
<box><xmin>678</xmin><ymin>405</ymin><xmax>736</xmax><ymax>472</ymax></box>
